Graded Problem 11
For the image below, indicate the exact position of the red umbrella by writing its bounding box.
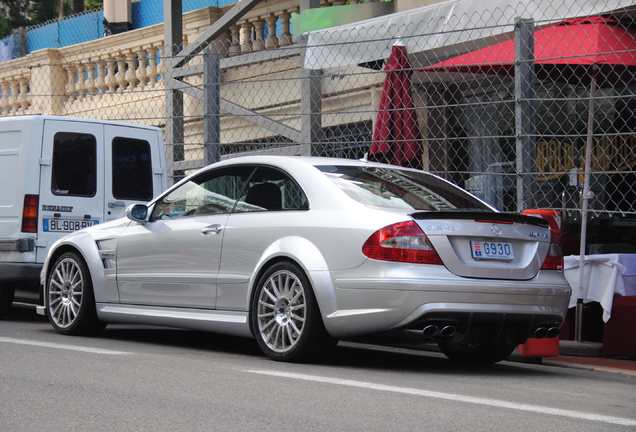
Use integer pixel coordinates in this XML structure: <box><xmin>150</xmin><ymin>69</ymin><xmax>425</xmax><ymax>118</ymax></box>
<box><xmin>370</xmin><ymin>41</ymin><xmax>423</xmax><ymax>168</ymax></box>
<box><xmin>424</xmin><ymin>16</ymin><xmax>636</xmax><ymax>87</ymax></box>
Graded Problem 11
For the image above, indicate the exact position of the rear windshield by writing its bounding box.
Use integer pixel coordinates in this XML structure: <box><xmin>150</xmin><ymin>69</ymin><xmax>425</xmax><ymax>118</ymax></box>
<box><xmin>317</xmin><ymin>165</ymin><xmax>492</xmax><ymax>211</ymax></box>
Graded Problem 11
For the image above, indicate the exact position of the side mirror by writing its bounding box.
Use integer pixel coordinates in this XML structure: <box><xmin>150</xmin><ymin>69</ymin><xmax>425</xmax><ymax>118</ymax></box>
<box><xmin>125</xmin><ymin>203</ymin><xmax>149</xmax><ymax>224</ymax></box>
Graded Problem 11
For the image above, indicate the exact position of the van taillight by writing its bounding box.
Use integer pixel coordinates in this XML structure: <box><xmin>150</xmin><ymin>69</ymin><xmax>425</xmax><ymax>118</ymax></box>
<box><xmin>541</xmin><ymin>229</ymin><xmax>564</xmax><ymax>270</ymax></box>
<box><xmin>21</xmin><ymin>195</ymin><xmax>39</xmax><ymax>233</ymax></box>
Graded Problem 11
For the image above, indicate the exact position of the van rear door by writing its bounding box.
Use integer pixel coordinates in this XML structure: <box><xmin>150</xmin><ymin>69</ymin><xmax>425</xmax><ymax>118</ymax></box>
<box><xmin>38</xmin><ymin>120</ymin><xmax>105</xmax><ymax>262</ymax></box>
<box><xmin>104</xmin><ymin>125</ymin><xmax>164</xmax><ymax>221</ymax></box>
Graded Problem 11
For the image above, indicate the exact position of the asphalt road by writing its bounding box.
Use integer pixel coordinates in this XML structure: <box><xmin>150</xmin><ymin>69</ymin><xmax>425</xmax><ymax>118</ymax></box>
<box><xmin>1</xmin><ymin>305</ymin><xmax>635</xmax><ymax>432</ymax></box>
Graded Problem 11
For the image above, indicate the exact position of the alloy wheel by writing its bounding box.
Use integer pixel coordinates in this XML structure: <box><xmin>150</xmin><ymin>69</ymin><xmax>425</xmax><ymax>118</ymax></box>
<box><xmin>256</xmin><ymin>269</ymin><xmax>307</xmax><ymax>353</ymax></box>
<box><xmin>48</xmin><ymin>257</ymin><xmax>84</xmax><ymax>329</ymax></box>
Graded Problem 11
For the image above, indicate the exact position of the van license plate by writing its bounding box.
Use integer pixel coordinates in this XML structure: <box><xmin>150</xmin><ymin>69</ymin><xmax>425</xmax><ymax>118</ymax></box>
<box><xmin>43</xmin><ymin>219</ymin><xmax>99</xmax><ymax>232</ymax></box>
<box><xmin>471</xmin><ymin>241</ymin><xmax>514</xmax><ymax>261</ymax></box>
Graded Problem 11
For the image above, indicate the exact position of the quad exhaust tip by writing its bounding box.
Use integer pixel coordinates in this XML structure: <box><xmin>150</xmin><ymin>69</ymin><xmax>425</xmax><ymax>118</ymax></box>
<box><xmin>422</xmin><ymin>325</ymin><xmax>456</xmax><ymax>338</ymax></box>
<box><xmin>424</xmin><ymin>325</ymin><xmax>558</xmax><ymax>340</ymax></box>
<box><xmin>533</xmin><ymin>327</ymin><xmax>560</xmax><ymax>339</ymax></box>
<box><xmin>422</xmin><ymin>325</ymin><xmax>439</xmax><ymax>337</ymax></box>
<box><xmin>440</xmin><ymin>325</ymin><xmax>456</xmax><ymax>337</ymax></box>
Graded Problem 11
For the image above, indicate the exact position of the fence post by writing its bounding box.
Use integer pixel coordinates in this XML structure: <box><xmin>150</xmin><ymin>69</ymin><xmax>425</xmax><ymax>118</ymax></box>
<box><xmin>164</xmin><ymin>0</ymin><xmax>184</xmax><ymax>184</ymax></box>
<box><xmin>300</xmin><ymin>44</ymin><xmax>323</xmax><ymax>155</ymax></box>
<box><xmin>204</xmin><ymin>49</ymin><xmax>221</xmax><ymax>165</ymax></box>
<box><xmin>514</xmin><ymin>17</ymin><xmax>536</xmax><ymax>211</ymax></box>
<box><xmin>575</xmin><ymin>66</ymin><xmax>598</xmax><ymax>343</ymax></box>
<box><xmin>298</xmin><ymin>0</ymin><xmax>323</xmax><ymax>155</ymax></box>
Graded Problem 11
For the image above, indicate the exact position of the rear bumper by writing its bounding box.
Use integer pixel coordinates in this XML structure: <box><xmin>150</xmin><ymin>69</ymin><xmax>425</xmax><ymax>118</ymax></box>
<box><xmin>321</xmin><ymin>262</ymin><xmax>571</xmax><ymax>341</ymax></box>
<box><xmin>0</xmin><ymin>239</ymin><xmax>35</xmax><ymax>253</ymax></box>
<box><xmin>389</xmin><ymin>304</ymin><xmax>564</xmax><ymax>345</ymax></box>
<box><xmin>0</xmin><ymin>262</ymin><xmax>42</xmax><ymax>284</ymax></box>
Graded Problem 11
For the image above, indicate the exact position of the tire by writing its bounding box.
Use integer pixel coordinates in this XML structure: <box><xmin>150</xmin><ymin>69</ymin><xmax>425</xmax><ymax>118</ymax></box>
<box><xmin>251</xmin><ymin>261</ymin><xmax>336</xmax><ymax>362</ymax></box>
<box><xmin>438</xmin><ymin>342</ymin><xmax>517</xmax><ymax>364</ymax></box>
<box><xmin>0</xmin><ymin>284</ymin><xmax>15</xmax><ymax>319</ymax></box>
<box><xmin>46</xmin><ymin>252</ymin><xmax>106</xmax><ymax>335</ymax></box>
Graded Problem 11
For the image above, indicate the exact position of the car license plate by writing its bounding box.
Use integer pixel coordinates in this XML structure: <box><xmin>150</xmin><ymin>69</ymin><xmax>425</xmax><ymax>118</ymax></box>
<box><xmin>43</xmin><ymin>219</ymin><xmax>99</xmax><ymax>232</ymax></box>
<box><xmin>471</xmin><ymin>240</ymin><xmax>514</xmax><ymax>261</ymax></box>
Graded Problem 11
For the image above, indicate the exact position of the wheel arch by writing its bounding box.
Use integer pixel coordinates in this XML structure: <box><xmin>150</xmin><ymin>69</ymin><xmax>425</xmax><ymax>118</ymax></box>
<box><xmin>44</xmin><ymin>241</ymin><xmax>107</xmax><ymax>336</ymax></box>
<box><xmin>43</xmin><ymin>235</ymin><xmax>108</xmax><ymax>304</ymax></box>
<box><xmin>247</xmin><ymin>236</ymin><xmax>339</xmax><ymax>337</ymax></box>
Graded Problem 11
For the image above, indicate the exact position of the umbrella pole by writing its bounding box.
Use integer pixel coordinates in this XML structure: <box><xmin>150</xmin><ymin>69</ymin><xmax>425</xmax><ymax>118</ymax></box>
<box><xmin>575</xmin><ymin>71</ymin><xmax>597</xmax><ymax>343</ymax></box>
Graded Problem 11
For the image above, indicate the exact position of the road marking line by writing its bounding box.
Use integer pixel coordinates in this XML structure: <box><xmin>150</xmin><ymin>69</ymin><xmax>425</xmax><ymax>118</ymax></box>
<box><xmin>0</xmin><ymin>337</ymin><xmax>129</xmax><ymax>355</ymax></box>
<box><xmin>246</xmin><ymin>370</ymin><xmax>636</xmax><ymax>427</ymax></box>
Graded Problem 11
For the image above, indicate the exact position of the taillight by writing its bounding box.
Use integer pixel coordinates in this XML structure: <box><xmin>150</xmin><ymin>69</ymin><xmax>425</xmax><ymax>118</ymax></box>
<box><xmin>541</xmin><ymin>229</ymin><xmax>563</xmax><ymax>270</ymax></box>
<box><xmin>21</xmin><ymin>195</ymin><xmax>39</xmax><ymax>233</ymax></box>
<box><xmin>362</xmin><ymin>221</ymin><xmax>443</xmax><ymax>265</ymax></box>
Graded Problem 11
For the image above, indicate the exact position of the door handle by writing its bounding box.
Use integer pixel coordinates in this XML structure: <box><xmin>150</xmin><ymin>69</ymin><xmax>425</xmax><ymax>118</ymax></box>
<box><xmin>108</xmin><ymin>201</ymin><xmax>126</xmax><ymax>209</ymax></box>
<box><xmin>201</xmin><ymin>224</ymin><xmax>223</xmax><ymax>235</ymax></box>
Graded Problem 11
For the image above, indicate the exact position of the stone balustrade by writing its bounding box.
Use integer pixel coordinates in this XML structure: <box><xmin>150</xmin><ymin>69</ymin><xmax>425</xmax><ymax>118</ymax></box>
<box><xmin>227</xmin><ymin>0</ymin><xmax>367</xmax><ymax>55</ymax></box>
<box><xmin>63</xmin><ymin>41</ymin><xmax>165</xmax><ymax>100</ymax></box>
<box><xmin>226</xmin><ymin>5</ymin><xmax>299</xmax><ymax>56</ymax></box>
<box><xmin>0</xmin><ymin>62</ymin><xmax>32</xmax><ymax>115</ymax></box>
<box><xmin>0</xmin><ymin>0</ymin><xmax>385</xmax><ymax>120</ymax></box>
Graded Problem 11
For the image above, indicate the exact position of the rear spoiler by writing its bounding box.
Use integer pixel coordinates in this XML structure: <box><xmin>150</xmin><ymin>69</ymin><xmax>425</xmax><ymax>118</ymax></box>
<box><xmin>410</xmin><ymin>211</ymin><xmax>549</xmax><ymax>228</ymax></box>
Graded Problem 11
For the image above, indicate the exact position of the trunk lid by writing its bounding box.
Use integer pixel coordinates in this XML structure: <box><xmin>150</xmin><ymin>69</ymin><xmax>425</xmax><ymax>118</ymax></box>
<box><xmin>413</xmin><ymin>211</ymin><xmax>551</xmax><ymax>280</ymax></box>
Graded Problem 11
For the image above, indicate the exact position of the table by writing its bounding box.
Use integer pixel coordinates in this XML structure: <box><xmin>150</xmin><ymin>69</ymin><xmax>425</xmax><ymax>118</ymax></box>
<box><xmin>563</xmin><ymin>253</ymin><xmax>636</xmax><ymax>322</ymax></box>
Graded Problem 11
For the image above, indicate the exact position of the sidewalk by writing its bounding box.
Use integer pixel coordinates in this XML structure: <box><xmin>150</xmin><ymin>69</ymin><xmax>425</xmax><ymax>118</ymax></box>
<box><xmin>510</xmin><ymin>340</ymin><xmax>636</xmax><ymax>376</ymax></box>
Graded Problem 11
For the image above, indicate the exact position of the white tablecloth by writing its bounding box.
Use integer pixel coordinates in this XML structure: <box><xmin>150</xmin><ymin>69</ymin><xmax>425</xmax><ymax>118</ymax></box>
<box><xmin>564</xmin><ymin>254</ymin><xmax>636</xmax><ymax>322</ymax></box>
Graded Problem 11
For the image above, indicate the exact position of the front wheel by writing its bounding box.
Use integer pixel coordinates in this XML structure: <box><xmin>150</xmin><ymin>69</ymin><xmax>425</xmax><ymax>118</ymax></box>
<box><xmin>46</xmin><ymin>252</ymin><xmax>106</xmax><ymax>335</ymax></box>
<box><xmin>438</xmin><ymin>342</ymin><xmax>517</xmax><ymax>364</ymax></box>
<box><xmin>251</xmin><ymin>261</ymin><xmax>336</xmax><ymax>362</ymax></box>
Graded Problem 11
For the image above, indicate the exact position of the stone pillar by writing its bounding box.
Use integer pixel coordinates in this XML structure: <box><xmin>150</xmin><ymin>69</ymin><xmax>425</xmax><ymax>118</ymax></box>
<box><xmin>229</xmin><ymin>25</ymin><xmax>241</xmax><ymax>56</ymax></box>
<box><xmin>277</xmin><ymin>12</ymin><xmax>292</xmax><ymax>47</ymax></box>
<box><xmin>239</xmin><ymin>21</ymin><xmax>253</xmax><ymax>53</ymax></box>
<box><xmin>264</xmin><ymin>15</ymin><xmax>279</xmax><ymax>49</ymax></box>
<box><xmin>28</xmin><ymin>49</ymin><xmax>66</xmax><ymax>115</ymax></box>
<box><xmin>252</xmin><ymin>20</ymin><xmax>265</xmax><ymax>51</ymax></box>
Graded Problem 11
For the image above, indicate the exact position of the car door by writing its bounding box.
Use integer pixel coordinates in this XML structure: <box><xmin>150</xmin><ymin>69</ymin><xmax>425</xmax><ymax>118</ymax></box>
<box><xmin>104</xmin><ymin>125</ymin><xmax>165</xmax><ymax>222</ymax></box>
<box><xmin>115</xmin><ymin>165</ymin><xmax>254</xmax><ymax>308</ymax></box>
<box><xmin>215</xmin><ymin>165</ymin><xmax>310</xmax><ymax>311</ymax></box>
<box><xmin>38</xmin><ymin>120</ymin><xmax>104</xmax><ymax>262</ymax></box>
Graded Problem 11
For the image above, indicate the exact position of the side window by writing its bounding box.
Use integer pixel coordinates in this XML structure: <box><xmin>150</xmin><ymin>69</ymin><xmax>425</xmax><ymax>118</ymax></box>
<box><xmin>236</xmin><ymin>166</ymin><xmax>308</xmax><ymax>212</ymax></box>
<box><xmin>151</xmin><ymin>166</ymin><xmax>253</xmax><ymax>220</ymax></box>
<box><xmin>112</xmin><ymin>137</ymin><xmax>153</xmax><ymax>201</ymax></box>
<box><xmin>51</xmin><ymin>132</ymin><xmax>96</xmax><ymax>197</ymax></box>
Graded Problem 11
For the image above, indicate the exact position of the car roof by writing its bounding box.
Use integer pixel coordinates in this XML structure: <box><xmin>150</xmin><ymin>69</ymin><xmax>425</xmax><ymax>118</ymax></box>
<box><xmin>210</xmin><ymin>155</ymin><xmax>418</xmax><ymax>171</ymax></box>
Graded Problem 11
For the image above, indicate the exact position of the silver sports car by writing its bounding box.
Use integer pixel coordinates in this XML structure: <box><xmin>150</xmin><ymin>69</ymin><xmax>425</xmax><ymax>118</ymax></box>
<box><xmin>38</xmin><ymin>156</ymin><xmax>570</xmax><ymax>363</ymax></box>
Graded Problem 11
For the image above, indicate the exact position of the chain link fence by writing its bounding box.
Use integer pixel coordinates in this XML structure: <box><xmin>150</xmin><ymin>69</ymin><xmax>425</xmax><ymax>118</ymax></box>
<box><xmin>1</xmin><ymin>0</ymin><xmax>635</xmax><ymax>252</ymax></box>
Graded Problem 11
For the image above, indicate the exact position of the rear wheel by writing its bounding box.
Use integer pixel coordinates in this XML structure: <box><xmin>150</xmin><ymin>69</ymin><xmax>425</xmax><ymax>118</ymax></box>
<box><xmin>438</xmin><ymin>342</ymin><xmax>517</xmax><ymax>364</ymax></box>
<box><xmin>251</xmin><ymin>261</ymin><xmax>336</xmax><ymax>362</ymax></box>
<box><xmin>0</xmin><ymin>284</ymin><xmax>15</xmax><ymax>319</ymax></box>
<box><xmin>46</xmin><ymin>252</ymin><xmax>106</xmax><ymax>335</ymax></box>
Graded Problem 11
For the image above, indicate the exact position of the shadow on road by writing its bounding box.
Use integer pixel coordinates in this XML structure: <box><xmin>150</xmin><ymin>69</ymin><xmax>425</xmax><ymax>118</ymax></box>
<box><xmin>97</xmin><ymin>325</ymin><xmax>555</xmax><ymax>377</ymax></box>
<box><xmin>101</xmin><ymin>326</ymin><xmax>264</xmax><ymax>357</ymax></box>
<box><xmin>2</xmin><ymin>304</ymin><xmax>559</xmax><ymax>377</ymax></box>
<box><xmin>328</xmin><ymin>342</ymin><xmax>551</xmax><ymax>377</ymax></box>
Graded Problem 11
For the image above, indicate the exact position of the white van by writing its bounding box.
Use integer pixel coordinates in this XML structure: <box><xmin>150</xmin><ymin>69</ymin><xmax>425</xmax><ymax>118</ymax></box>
<box><xmin>0</xmin><ymin>116</ymin><xmax>167</xmax><ymax>317</ymax></box>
